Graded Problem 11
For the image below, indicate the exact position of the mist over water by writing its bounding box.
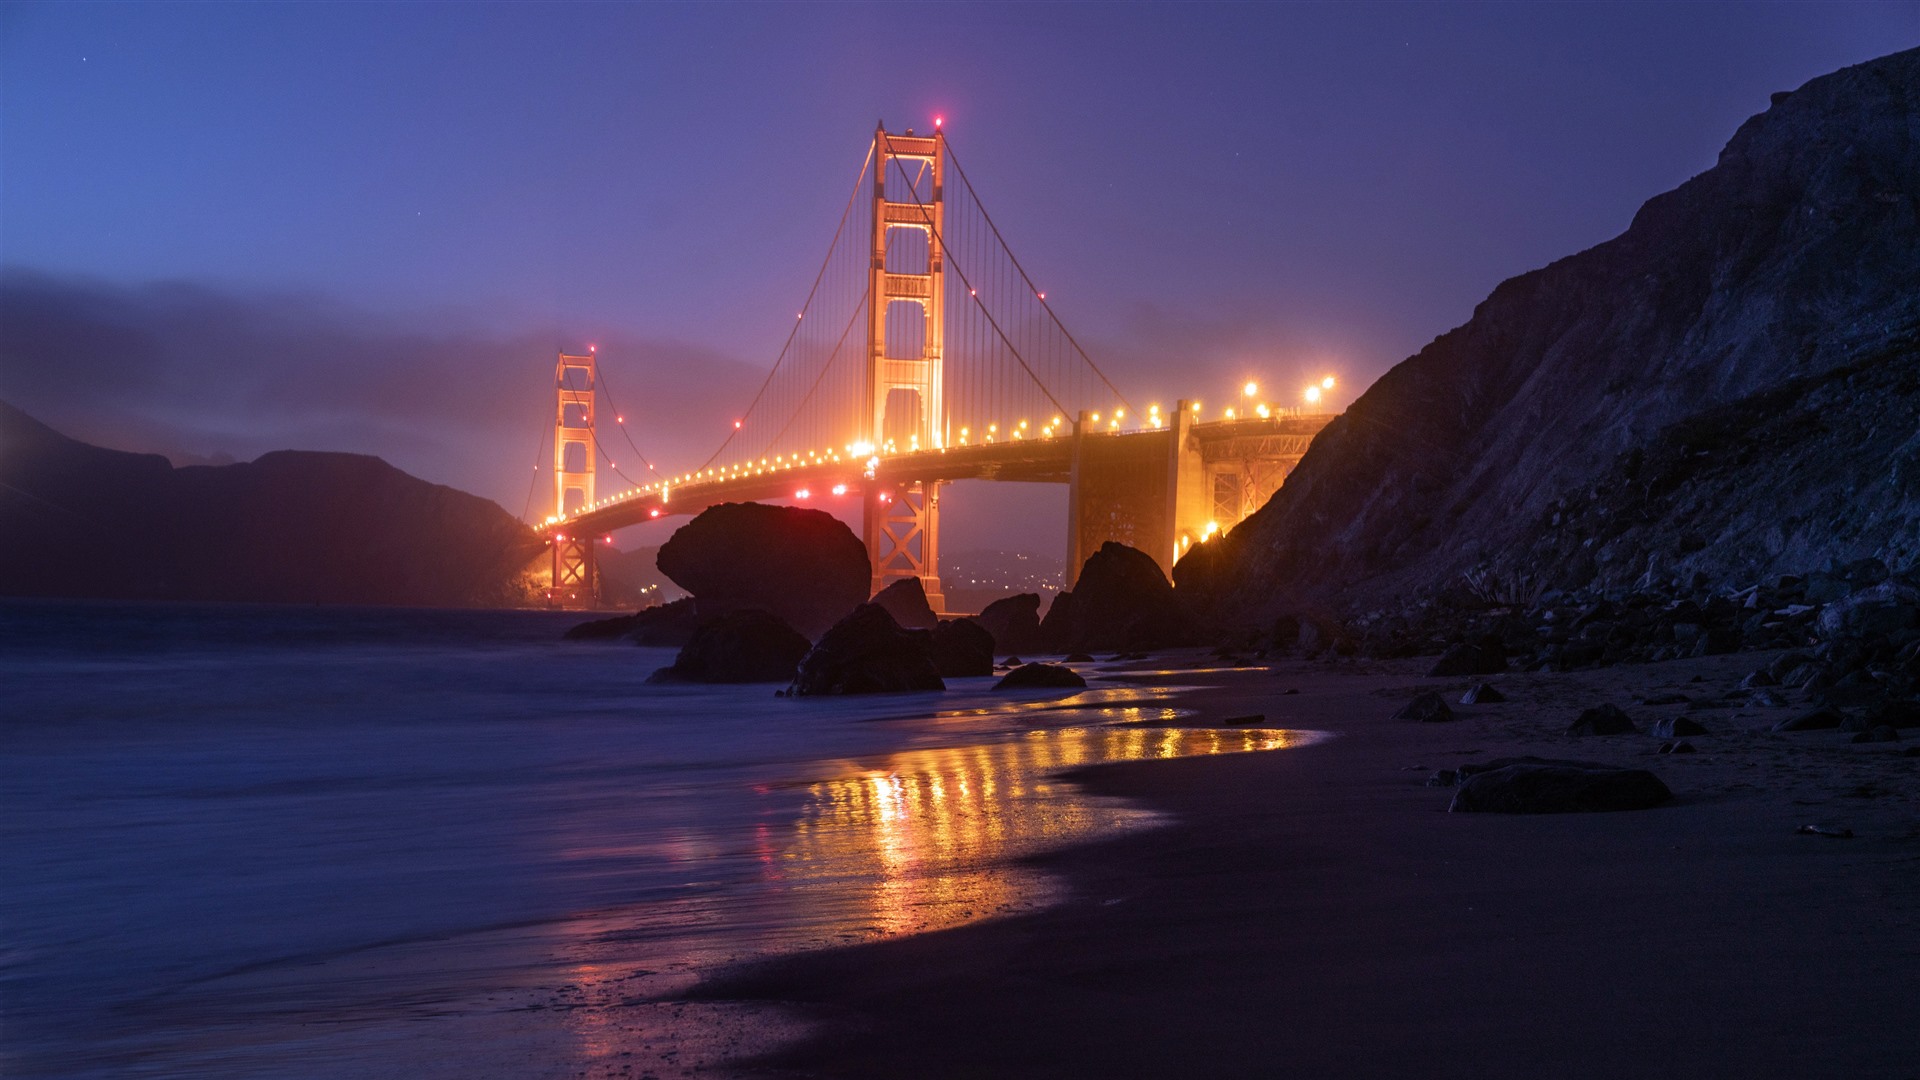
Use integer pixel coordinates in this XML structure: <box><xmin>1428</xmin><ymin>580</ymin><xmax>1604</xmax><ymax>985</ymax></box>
<box><xmin>0</xmin><ymin>602</ymin><xmax>1307</xmax><ymax>1077</ymax></box>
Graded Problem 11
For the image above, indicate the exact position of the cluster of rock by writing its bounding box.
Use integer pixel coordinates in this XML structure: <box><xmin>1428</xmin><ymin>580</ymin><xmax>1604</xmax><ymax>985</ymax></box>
<box><xmin>570</xmin><ymin>504</ymin><xmax>1210</xmax><ymax>694</ymax></box>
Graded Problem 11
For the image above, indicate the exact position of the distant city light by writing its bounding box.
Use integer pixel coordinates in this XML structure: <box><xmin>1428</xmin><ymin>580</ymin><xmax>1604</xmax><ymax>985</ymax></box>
<box><xmin>1322</xmin><ymin>375</ymin><xmax>1336</xmax><ymax>390</ymax></box>
<box><xmin>1304</xmin><ymin>385</ymin><xmax>1323</xmax><ymax>404</ymax></box>
<box><xmin>1243</xmin><ymin>381</ymin><xmax>1258</xmax><ymax>398</ymax></box>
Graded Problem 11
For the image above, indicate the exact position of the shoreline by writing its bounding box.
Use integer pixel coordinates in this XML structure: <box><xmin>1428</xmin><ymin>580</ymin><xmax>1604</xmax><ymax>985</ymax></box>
<box><xmin>698</xmin><ymin>651</ymin><xmax>1920</xmax><ymax>1078</ymax></box>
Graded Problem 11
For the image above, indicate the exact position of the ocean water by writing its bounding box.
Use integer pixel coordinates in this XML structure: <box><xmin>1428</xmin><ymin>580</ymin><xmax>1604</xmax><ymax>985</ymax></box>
<box><xmin>0</xmin><ymin>600</ymin><xmax>1308</xmax><ymax>1078</ymax></box>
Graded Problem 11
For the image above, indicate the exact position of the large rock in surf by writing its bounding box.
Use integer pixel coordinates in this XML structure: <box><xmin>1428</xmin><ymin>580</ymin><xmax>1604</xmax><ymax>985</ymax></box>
<box><xmin>929</xmin><ymin>618</ymin><xmax>995</xmax><ymax>678</ymax></box>
<box><xmin>1449</xmin><ymin>762</ymin><xmax>1673</xmax><ymax>814</ymax></box>
<box><xmin>656</xmin><ymin>503</ymin><xmax>869</xmax><ymax>639</ymax></box>
<box><xmin>789</xmin><ymin>604</ymin><xmax>944</xmax><ymax>695</ymax></box>
<box><xmin>1182</xmin><ymin>48</ymin><xmax>1920</xmax><ymax>623</ymax></box>
<box><xmin>563</xmin><ymin>597</ymin><xmax>701</xmax><ymax>646</ymax></box>
<box><xmin>650</xmin><ymin>609</ymin><xmax>810</xmax><ymax>684</ymax></box>
<box><xmin>974</xmin><ymin>593</ymin><xmax>1043</xmax><ymax>654</ymax></box>
<box><xmin>872</xmin><ymin>576</ymin><xmax>938</xmax><ymax>630</ymax></box>
<box><xmin>1047</xmin><ymin>543</ymin><xmax>1200</xmax><ymax>653</ymax></box>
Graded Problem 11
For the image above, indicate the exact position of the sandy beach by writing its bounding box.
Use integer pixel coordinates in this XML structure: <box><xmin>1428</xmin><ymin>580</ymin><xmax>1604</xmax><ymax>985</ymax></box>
<box><xmin>701</xmin><ymin>650</ymin><xmax>1920</xmax><ymax>1078</ymax></box>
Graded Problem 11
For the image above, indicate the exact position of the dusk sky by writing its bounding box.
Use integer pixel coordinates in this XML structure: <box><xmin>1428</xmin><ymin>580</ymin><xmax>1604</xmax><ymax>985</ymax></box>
<box><xmin>3</xmin><ymin>2</ymin><xmax>1914</xmax><ymax>551</ymax></box>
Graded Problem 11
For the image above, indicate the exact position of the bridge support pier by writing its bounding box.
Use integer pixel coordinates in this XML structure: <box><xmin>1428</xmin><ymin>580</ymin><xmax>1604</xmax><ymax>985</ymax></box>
<box><xmin>865</xmin><ymin>480</ymin><xmax>945</xmax><ymax>613</ymax></box>
<box><xmin>1066</xmin><ymin>400</ymin><xmax>1317</xmax><ymax>588</ymax></box>
<box><xmin>548</xmin><ymin>533</ymin><xmax>598</xmax><ymax>609</ymax></box>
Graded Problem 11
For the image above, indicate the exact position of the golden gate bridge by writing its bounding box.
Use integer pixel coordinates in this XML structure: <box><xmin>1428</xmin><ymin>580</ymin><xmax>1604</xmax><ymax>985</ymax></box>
<box><xmin>533</xmin><ymin>123</ymin><xmax>1334</xmax><ymax>608</ymax></box>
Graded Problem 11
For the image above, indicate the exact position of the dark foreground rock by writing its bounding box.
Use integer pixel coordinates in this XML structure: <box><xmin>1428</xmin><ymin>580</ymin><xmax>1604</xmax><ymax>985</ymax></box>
<box><xmin>930</xmin><ymin>618</ymin><xmax>995</xmax><ymax>678</ymax></box>
<box><xmin>974</xmin><ymin>593</ymin><xmax>1043</xmax><ymax>654</ymax></box>
<box><xmin>1392</xmin><ymin>692</ymin><xmax>1454</xmax><ymax>722</ymax></box>
<box><xmin>789</xmin><ymin>604</ymin><xmax>944</xmax><ymax>696</ymax></box>
<box><xmin>872</xmin><ymin>576</ymin><xmax>938</xmax><ymax>630</ymax></box>
<box><xmin>1460</xmin><ymin>682</ymin><xmax>1507</xmax><ymax>704</ymax></box>
<box><xmin>625</xmin><ymin>598</ymin><xmax>702</xmax><ymax>646</ymax></box>
<box><xmin>650</xmin><ymin>610</ymin><xmax>810</xmax><ymax>684</ymax></box>
<box><xmin>1650</xmin><ymin>716</ymin><xmax>1710</xmax><ymax>738</ymax></box>
<box><xmin>656</xmin><ymin>503</ymin><xmax>869</xmax><ymax>638</ymax></box>
<box><xmin>994</xmin><ymin>663</ymin><xmax>1087</xmax><ymax>690</ymax></box>
<box><xmin>1045</xmin><ymin>543</ymin><xmax>1200</xmax><ymax>653</ymax></box>
<box><xmin>1568</xmin><ymin>704</ymin><xmax>1637</xmax><ymax>736</ymax></box>
<box><xmin>565</xmin><ymin>598</ymin><xmax>701</xmax><ymax>646</ymax></box>
<box><xmin>1449</xmin><ymin>763</ymin><xmax>1674</xmax><ymax>814</ymax></box>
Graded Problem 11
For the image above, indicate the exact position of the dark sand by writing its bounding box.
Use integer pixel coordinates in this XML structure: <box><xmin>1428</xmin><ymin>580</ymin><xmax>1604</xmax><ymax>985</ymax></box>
<box><xmin>701</xmin><ymin>651</ymin><xmax>1920</xmax><ymax>1078</ymax></box>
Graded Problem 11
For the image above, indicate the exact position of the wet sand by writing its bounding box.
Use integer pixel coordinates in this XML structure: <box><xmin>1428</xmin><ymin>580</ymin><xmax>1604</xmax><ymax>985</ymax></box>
<box><xmin>703</xmin><ymin>651</ymin><xmax>1920</xmax><ymax>1078</ymax></box>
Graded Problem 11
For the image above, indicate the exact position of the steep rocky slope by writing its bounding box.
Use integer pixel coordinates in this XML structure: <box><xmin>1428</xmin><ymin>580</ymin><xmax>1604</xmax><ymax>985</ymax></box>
<box><xmin>1183</xmin><ymin>47</ymin><xmax>1920</xmax><ymax>624</ymax></box>
<box><xmin>0</xmin><ymin>400</ymin><xmax>546</xmax><ymax>606</ymax></box>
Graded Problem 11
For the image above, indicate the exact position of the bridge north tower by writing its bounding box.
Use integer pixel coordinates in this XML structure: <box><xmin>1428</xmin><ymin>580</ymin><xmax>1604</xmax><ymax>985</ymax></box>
<box><xmin>864</xmin><ymin>123</ymin><xmax>947</xmax><ymax>609</ymax></box>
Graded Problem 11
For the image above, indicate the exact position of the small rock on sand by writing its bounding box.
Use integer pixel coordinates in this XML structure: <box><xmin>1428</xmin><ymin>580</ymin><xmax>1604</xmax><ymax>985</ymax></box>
<box><xmin>1567</xmin><ymin>704</ymin><xmax>1637</xmax><ymax>736</ymax></box>
<box><xmin>1449</xmin><ymin>762</ymin><xmax>1672</xmax><ymax>813</ymax></box>
<box><xmin>1392</xmin><ymin>692</ymin><xmax>1455</xmax><ymax>722</ymax></box>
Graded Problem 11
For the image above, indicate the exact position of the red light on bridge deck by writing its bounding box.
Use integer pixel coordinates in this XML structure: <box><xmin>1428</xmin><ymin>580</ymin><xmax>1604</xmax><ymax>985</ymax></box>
<box><xmin>649</xmin><ymin>509</ymin><xmax>660</xmax><ymax>518</ymax></box>
<box><xmin>832</xmin><ymin>484</ymin><xmax>847</xmax><ymax>495</ymax></box>
<box><xmin>795</xmin><ymin>489</ymin><xmax>810</xmax><ymax>500</ymax></box>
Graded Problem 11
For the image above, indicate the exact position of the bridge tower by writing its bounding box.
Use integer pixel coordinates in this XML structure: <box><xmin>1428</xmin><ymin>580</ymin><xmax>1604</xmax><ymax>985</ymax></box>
<box><xmin>864</xmin><ymin>123</ymin><xmax>947</xmax><ymax>610</ymax></box>
<box><xmin>550</xmin><ymin>351</ymin><xmax>597</xmax><ymax>605</ymax></box>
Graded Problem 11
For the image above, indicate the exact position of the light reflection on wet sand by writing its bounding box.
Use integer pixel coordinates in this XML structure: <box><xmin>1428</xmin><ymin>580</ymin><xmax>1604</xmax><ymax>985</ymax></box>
<box><xmin>781</xmin><ymin>726</ymin><xmax>1304</xmax><ymax>941</ymax></box>
<box><xmin>73</xmin><ymin>722</ymin><xmax>1316</xmax><ymax>1079</ymax></box>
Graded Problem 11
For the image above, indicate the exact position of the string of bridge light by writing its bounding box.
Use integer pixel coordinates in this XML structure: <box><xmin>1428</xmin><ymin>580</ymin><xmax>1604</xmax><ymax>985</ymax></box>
<box><xmin>545</xmin><ymin>374</ymin><xmax>1340</xmax><ymax>525</ymax></box>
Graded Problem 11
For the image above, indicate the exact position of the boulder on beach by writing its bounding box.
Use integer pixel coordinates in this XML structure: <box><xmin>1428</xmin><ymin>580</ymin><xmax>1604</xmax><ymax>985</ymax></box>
<box><xmin>1449</xmin><ymin>762</ymin><xmax>1673</xmax><ymax>813</ymax></box>
<box><xmin>656</xmin><ymin>503</ymin><xmax>869</xmax><ymax>639</ymax></box>
<box><xmin>1392</xmin><ymin>692</ymin><xmax>1455</xmax><ymax>722</ymax></box>
<box><xmin>788</xmin><ymin>604</ymin><xmax>944</xmax><ymax>696</ymax></box>
<box><xmin>650</xmin><ymin>609</ymin><xmax>810</xmax><ymax>684</ymax></box>
<box><xmin>930</xmin><ymin>618</ymin><xmax>995</xmax><ymax>678</ymax></box>
<box><xmin>1460</xmin><ymin>682</ymin><xmax>1507</xmax><ymax>705</ymax></box>
<box><xmin>872</xmin><ymin>576</ymin><xmax>938</xmax><ymax>630</ymax></box>
<box><xmin>1568</xmin><ymin>704</ymin><xmax>1637</xmax><ymax>736</ymax></box>
<box><xmin>974</xmin><ymin>593</ymin><xmax>1043</xmax><ymax>654</ymax></box>
<box><xmin>1046</xmin><ymin>543</ymin><xmax>1201</xmax><ymax>653</ymax></box>
<box><xmin>994</xmin><ymin>662</ymin><xmax>1087</xmax><ymax>690</ymax></box>
<box><xmin>1773</xmin><ymin>707</ymin><xmax>1845</xmax><ymax>732</ymax></box>
<box><xmin>1650</xmin><ymin>716</ymin><xmax>1710</xmax><ymax>738</ymax></box>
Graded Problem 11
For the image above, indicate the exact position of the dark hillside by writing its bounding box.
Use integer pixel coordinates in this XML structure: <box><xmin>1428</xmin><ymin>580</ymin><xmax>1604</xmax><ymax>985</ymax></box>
<box><xmin>1184</xmin><ymin>47</ymin><xmax>1920</xmax><ymax>623</ymax></box>
<box><xmin>0</xmin><ymin>400</ymin><xmax>545</xmax><ymax>607</ymax></box>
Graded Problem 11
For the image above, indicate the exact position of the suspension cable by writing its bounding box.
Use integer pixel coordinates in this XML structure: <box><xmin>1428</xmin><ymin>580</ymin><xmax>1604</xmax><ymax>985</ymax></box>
<box><xmin>882</xmin><ymin>134</ymin><xmax>1072</xmax><ymax>421</ymax></box>
<box><xmin>698</xmin><ymin>143</ymin><xmax>875</xmax><ymax>471</ymax></box>
<box><xmin>943</xmin><ymin>140</ymin><xmax>1135</xmax><ymax>415</ymax></box>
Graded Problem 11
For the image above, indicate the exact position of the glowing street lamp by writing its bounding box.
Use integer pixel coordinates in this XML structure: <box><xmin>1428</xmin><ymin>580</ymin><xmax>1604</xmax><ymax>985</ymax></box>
<box><xmin>1304</xmin><ymin>385</ymin><xmax>1323</xmax><ymax>405</ymax></box>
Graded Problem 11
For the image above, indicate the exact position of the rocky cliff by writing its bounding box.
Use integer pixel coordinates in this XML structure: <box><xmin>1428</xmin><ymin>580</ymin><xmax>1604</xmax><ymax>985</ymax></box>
<box><xmin>0</xmin><ymin>400</ymin><xmax>546</xmax><ymax>606</ymax></box>
<box><xmin>1184</xmin><ymin>47</ymin><xmax>1920</xmax><ymax>624</ymax></box>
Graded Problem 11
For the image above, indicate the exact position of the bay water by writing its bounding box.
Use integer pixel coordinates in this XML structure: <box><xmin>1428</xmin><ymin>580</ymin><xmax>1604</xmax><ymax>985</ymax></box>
<box><xmin>0</xmin><ymin>600</ymin><xmax>1304</xmax><ymax>1077</ymax></box>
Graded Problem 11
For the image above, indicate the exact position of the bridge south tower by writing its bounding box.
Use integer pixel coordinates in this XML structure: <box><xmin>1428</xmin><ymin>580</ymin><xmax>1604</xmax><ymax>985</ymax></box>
<box><xmin>864</xmin><ymin>123</ymin><xmax>947</xmax><ymax>609</ymax></box>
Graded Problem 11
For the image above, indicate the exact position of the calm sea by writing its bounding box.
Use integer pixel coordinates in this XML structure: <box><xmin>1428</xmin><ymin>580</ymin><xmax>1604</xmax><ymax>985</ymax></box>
<box><xmin>0</xmin><ymin>600</ymin><xmax>1306</xmax><ymax>1078</ymax></box>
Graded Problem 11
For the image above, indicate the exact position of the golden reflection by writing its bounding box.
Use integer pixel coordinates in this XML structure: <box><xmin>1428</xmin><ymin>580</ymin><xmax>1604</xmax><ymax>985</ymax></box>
<box><xmin>781</xmin><ymin>726</ymin><xmax>1306</xmax><ymax>940</ymax></box>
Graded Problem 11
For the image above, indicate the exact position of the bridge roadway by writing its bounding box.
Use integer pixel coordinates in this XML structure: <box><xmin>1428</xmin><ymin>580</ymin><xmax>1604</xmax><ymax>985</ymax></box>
<box><xmin>554</xmin><ymin>412</ymin><xmax>1335</xmax><ymax>570</ymax></box>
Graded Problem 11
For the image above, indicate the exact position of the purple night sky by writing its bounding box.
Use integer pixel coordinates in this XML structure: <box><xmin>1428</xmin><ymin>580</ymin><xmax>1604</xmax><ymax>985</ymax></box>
<box><xmin>3</xmin><ymin>2</ymin><xmax>1913</xmax><ymax>550</ymax></box>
